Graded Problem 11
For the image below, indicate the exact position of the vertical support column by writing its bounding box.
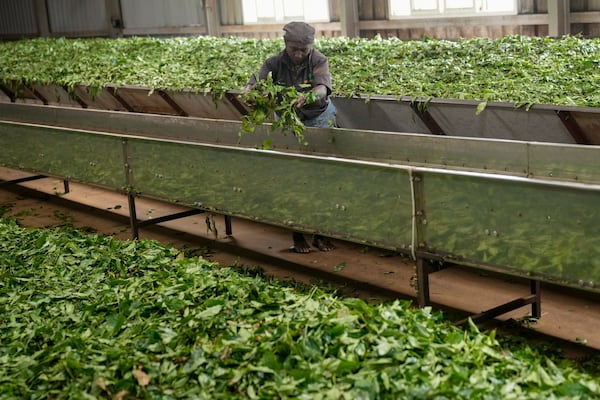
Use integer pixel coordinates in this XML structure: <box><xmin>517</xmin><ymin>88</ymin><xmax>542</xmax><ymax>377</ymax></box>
<box><xmin>548</xmin><ymin>0</ymin><xmax>570</xmax><ymax>37</ymax></box>
<box><xmin>411</xmin><ymin>171</ymin><xmax>427</xmax><ymax>257</ymax></box>
<box><xmin>34</xmin><ymin>0</ymin><xmax>50</xmax><ymax>37</ymax></box>
<box><xmin>340</xmin><ymin>0</ymin><xmax>360</xmax><ymax>38</ymax></box>
<box><xmin>105</xmin><ymin>0</ymin><xmax>123</xmax><ymax>38</ymax></box>
<box><xmin>205</xmin><ymin>0</ymin><xmax>221</xmax><ymax>37</ymax></box>
<box><xmin>410</xmin><ymin>170</ymin><xmax>431</xmax><ymax>307</ymax></box>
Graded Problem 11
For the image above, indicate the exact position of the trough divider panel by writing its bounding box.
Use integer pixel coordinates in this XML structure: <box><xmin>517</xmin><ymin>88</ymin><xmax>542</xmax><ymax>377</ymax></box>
<box><xmin>0</xmin><ymin>84</ymin><xmax>16</xmax><ymax>102</ymax></box>
<box><xmin>63</xmin><ymin>85</ymin><xmax>89</xmax><ymax>109</ymax></box>
<box><xmin>224</xmin><ymin>91</ymin><xmax>249</xmax><ymax>117</ymax></box>
<box><xmin>409</xmin><ymin>100</ymin><xmax>445</xmax><ymax>135</ymax></box>
<box><xmin>157</xmin><ymin>90</ymin><xmax>188</xmax><ymax>117</ymax></box>
<box><xmin>107</xmin><ymin>86</ymin><xmax>135</xmax><ymax>112</ymax></box>
<box><xmin>30</xmin><ymin>86</ymin><xmax>49</xmax><ymax>105</ymax></box>
<box><xmin>556</xmin><ymin>110</ymin><xmax>589</xmax><ymax>144</ymax></box>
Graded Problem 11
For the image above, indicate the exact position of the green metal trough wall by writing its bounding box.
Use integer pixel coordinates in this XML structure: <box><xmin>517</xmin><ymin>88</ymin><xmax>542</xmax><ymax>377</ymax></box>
<box><xmin>1</xmin><ymin>102</ymin><xmax>599</xmax><ymax>296</ymax></box>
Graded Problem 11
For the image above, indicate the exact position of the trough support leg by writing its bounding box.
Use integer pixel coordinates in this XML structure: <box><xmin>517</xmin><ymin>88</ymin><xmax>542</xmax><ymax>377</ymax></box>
<box><xmin>127</xmin><ymin>192</ymin><xmax>140</xmax><ymax>240</ymax></box>
<box><xmin>531</xmin><ymin>280</ymin><xmax>541</xmax><ymax>319</ymax></box>
<box><xmin>416</xmin><ymin>257</ymin><xmax>431</xmax><ymax>308</ymax></box>
<box><xmin>224</xmin><ymin>215</ymin><xmax>232</xmax><ymax>236</ymax></box>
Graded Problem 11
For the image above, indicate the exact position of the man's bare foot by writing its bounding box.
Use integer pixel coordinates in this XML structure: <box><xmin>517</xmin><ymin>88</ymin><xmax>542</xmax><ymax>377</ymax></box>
<box><xmin>313</xmin><ymin>235</ymin><xmax>335</xmax><ymax>251</ymax></box>
<box><xmin>291</xmin><ymin>232</ymin><xmax>311</xmax><ymax>253</ymax></box>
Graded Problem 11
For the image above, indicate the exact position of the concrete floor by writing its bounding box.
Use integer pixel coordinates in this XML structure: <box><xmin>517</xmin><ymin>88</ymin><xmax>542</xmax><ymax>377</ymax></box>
<box><xmin>1</xmin><ymin>166</ymin><xmax>600</xmax><ymax>355</ymax></box>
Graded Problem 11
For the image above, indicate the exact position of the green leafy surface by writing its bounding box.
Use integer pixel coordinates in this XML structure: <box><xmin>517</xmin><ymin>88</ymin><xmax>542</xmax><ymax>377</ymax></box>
<box><xmin>0</xmin><ymin>219</ymin><xmax>598</xmax><ymax>399</ymax></box>
<box><xmin>1</xmin><ymin>35</ymin><xmax>600</xmax><ymax>107</ymax></box>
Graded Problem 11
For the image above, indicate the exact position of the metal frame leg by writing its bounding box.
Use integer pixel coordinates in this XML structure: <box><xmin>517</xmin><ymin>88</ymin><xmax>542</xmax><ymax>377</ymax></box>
<box><xmin>531</xmin><ymin>280</ymin><xmax>541</xmax><ymax>318</ymax></box>
<box><xmin>127</xmin><ymin>192</ymin><xmax>140</xmax><ymax>239</ymax></box>
<box><xmin>416</xmin><ymin>258</ymin><xmax>431</xmax><ymax>307</ymax></box>
<box><xmin>224</xmin><ymin>215</ymin><xmax>232</xmax><ymax>236</ymax></box>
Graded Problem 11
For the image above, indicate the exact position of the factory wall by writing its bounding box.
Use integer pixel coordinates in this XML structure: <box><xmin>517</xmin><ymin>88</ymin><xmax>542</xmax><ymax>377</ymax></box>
<box><xmin>1</xmin><ymin>0</ymin><xmax>600</xmax><ymax>40</ymax></box>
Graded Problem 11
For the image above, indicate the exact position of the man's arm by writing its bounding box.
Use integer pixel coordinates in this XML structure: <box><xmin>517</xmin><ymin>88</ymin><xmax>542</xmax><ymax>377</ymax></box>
<box><xmin>295</xmin><ymin>84</ymin><xmax>327</xmax><ymax>108</ymax></box>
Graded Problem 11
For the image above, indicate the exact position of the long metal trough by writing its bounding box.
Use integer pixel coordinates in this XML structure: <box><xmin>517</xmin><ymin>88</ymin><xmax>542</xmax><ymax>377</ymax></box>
<box><xmin>1</xmin><ymin>84</ymin><xmax>600</xmax><ymax>321</ymax></box>
<box><xmin>3</xmin><ymin>82</ymin><xmax>600</xmax><ymax>144</ymax></box>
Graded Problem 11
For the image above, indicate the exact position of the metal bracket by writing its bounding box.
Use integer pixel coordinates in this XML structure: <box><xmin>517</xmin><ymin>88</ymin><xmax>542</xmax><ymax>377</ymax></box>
<box><xmin>0</xmin><ymin>174</ymin><xmax>47</xmax><ymax>186</ymax></box>
<box><xmin>416</xmin><ymin>257</ymin><xmax>542</xmax><ymax>325</ymax></box>
<box><xmin>454</xmin><ymin>280</ymin><xmax>541</xmax><ymax>326</ymax></box>
<box><xmin>0</xmin><ymin>174</ymin><xmax>69</xmax><ymax>194</ymax></box>
<box><xmin>127</xmin><ymin>192</ymin><xmax>232</xmax><ymax>240</ymax></box>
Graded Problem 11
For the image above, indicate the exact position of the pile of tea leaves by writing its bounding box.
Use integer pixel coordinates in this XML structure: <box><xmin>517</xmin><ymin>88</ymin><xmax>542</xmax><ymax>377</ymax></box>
<box><xmin>1</xmin><ymin>34</ymin><xmax>599</xmax><ymax>107</ymax></box>
<box><xmin>0</xmin><ymin>218</ymin><xmax>598</xmax><ymax>398</ymax></box>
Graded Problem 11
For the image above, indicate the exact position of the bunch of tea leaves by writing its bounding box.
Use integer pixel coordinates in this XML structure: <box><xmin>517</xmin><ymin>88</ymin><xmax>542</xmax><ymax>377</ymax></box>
<box><xmin>239</xmin><ymin>74</ymin><xmax>317</xmax><ymax>146</ymax></box>
<box><xmin>2</xmin><ymin>35</ymin><xmax>600</xmax><ymax>107</ymax></box>
<box><xmin>1</xmin><ymin>218</ymin><xmax>599</xmax><ymax>399</ymax></box>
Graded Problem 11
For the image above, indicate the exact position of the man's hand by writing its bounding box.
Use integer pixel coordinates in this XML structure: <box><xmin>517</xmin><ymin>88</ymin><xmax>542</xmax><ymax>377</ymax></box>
<box><xmin>295</xmin><ymin>93</ymin><xmax>307</xmax><ymax>108</ymax></box>
<box><xmin>242</xmin><ymin>84</ymin><xmax>253</xmax><ymax>94</ymax></box>
<box><xmin>295</xmin><ymin>85</ymin><xmax>327</xmax><ymax>109</ymax></box>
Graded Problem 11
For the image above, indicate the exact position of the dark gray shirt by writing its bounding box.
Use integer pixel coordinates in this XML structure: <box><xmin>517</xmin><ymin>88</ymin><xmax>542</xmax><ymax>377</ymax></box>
<box><xmin>247</xmin><ymin>48</ymin><xmax>332</xmax><ymax>120</ymax></box>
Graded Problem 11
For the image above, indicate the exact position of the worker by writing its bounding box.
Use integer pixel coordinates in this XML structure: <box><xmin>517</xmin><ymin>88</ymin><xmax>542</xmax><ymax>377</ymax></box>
<box><xmin>245</xmin><ymin>21</ymin><xmax>336</xmax><ymax>253</ymax></box>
